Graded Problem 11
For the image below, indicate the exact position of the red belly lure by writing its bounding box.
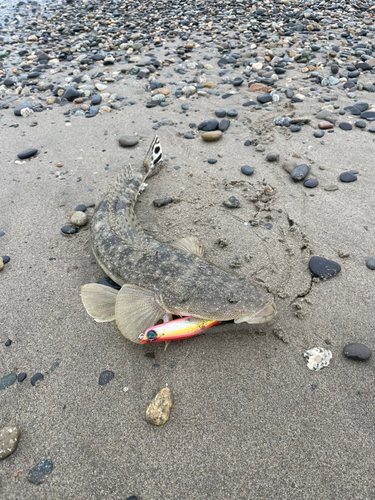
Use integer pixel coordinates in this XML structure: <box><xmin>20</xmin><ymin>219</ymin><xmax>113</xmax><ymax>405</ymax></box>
<box><xmin>139</xmin><ymin>317</ymin><xmax>221</xmax><ymax>343</ymax></box>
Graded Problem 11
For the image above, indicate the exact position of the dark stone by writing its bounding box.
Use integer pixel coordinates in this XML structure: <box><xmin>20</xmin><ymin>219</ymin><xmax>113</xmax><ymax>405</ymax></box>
<box><xmin>0</xmin><ymin>232</ymin><xmax>4</xmax><ymax>237</ymax></box>
<box><xmin>184</xmin><ymin>133</ymin><xmax>194</xmax><ymax>139</ymax></box>
<box><xmin>226</xmin><ymin>109</ymin><xmax>238</xmax><ymax>118</ymax></box>
<box><xmin>97</xmin><ymin>277</ymin><xmax>121</xmax><ymax>290</ymax></box>
<box><xmin>309</xmin><ymin>256</ymin><xmax>341</xmax><ymax>278</ymax></box>
<box><xmin>266</xmin><ymin>153</ymin><xmax>279</xmax><ymax>162</ymax></box>
<box><xmin>241</xmin><ymin>165</ymin><xmax>254</xmax><ymax>176</ymax></box>
<box><xmin>242</xmin><ymin>101</ymin><xmax>257</xmax><ymax>107</ymax></box>
<box><xmin>74</xmin><ymin>204</ymin><xmax>87</xmax><ymax>212</ymax></box>
<box><xmin>223</xmin><ymin>196</ymin><xmax>241</xmax><ymax>208</ymax></box>
<box><xmin>304</xmin><ymin>179</ymin><xmax>319</xmax><ymax>188</ymax></box>
<box><xmin>99</xmin><ymin>370</ymin><xmax>114</xmax><ymax>386</ymax></box>
<box><xmin>4</xmin><ymin>78</ymin><xmax>16</xmax><ymax>86</ymax></box>
<box><xmin>198</xmin><ymin>119</ymin><xmax>219</xmax><ymax>131</ymax></box>
<box><xmin>331</xmin><ymin>64</ymin><xmax>339</xmax><ymax>74</ymax></box>
<box><xmin>286</xmin><ymin>89</ymin><xmax>294</xmax><ymax>98</ymax></box>
<box><xmin>356</xmin><ymin>62</ymin><xmax>372</xmax><ymax>71</ymax></box>
<box><xmin>291</xmin><ymin>164</ymin><xmax>309</xmax><ymax>181</ymax></box>
<box><xmin>339</xmin><ymin>110</ymin><xmax>345</xmax><ymax>115</ymax></box>
<box><xmin>257</xmin><ymin>94</ymin><xmax>272</xmax><ymax>104</ymax></box>
<box><xmin>14</xmin><ymin>102</ymin><xmax>34</xmax><ymax>116</ymax></box>
<box><xmin>215</xmin><ymin>110</ymin><xmax>226</xmax><ymax>118</ymax></box>
<box><xmin>0</xmin><ymin>373</ymin><xmax>17</xmax><ymax>391</ymax></box>
<box><xmin>18</xmin><ymin>148</ymin><xmax>38</xmax><ymax>159</ymax></box>
<box><xmin>314</xmin><ymin>130</ymin><xmax>325</xmax><ymax>138</ymax></box>
<box><xmin>207</xmin><ymin>159</ymin><xmax>217</xmax><ymax>164</ymax></box>
<box><xmin>27</xmin><ymin>459</ymin><xmax>53</xmax><ymax>485</ymax></box>
<box><xmin>340</xmin><ymin>172</ymin><xmax>357</xmax><ymax>182</ymax></box>
<box><xmin>31</xmin><ymin>373</ymin><xmax>44</xmax><ymax>386</ymax></box>
<box><xmin>4</xmin><ymin>339</ymin><xmax>11</xmax><ymax>346</ymax></box>
<box><xmin>354</xmin><ymin>102</ymin><xmax>369</xmax><ymax>112</ymax></box>
<box><xmin>274</xmin><ymin>67</ymin><xmax>286</xmax><ymax>75</ymax></box>
<box><xmin>181</xmin><ymin>104</ymin><xmax>189</xmax><ymax>111</ymax></box>
<box><xmin>339</xmin><ymin>122</ymin><xmax>352</xmax><ymax>131</ymax></box>
<box><xmin>91</xmin><ymin>95</ymin><xmax>102</xmax><ymax>105</ymax></box>
<box><xmin>62</xmin><ymin>86</ymin><xmax>81</xmax><ymax>102</ymax></box>
<box><xmin>153</xmin><ymin>198</ymin><xmax>173</xmax><ymax>207</ymax></box>
<box><xmin>290</xmin><ymin>125</ymin><xmax>301</xmax><ymax>132</ymax></box>
<box><xmin>291</xmin><ymin>97</ymin><xmax>303</xmax><ymax>103</ymax></box>
<box><xmin>86</xmin><ymin>106</ymin><xmax>98</xmax><ymax>118</ymax></box>
<box><xmin>218</xmin><ymin>119</ymin><xmax>230</xmax><ymax>131</ymax></box>
<box><xmin>360</xmin><ymin>111</ymin><xmax>375</xmax><ymax>121</ymax></box>
<box><xmin>18</xmin><ymin>373</ymin><xmax>27</xmax><ymax>383</ymax></box>
<box><xmin>1</xmin><ymin>256</ymin><xmax>10</xmax><ymax>264</ymax></box>
<box><xmin>222</xmin><ymin>93</ymin><xmax>233</xmax><ymax>99</ymax></box>
<box><xmin>126</xmin><ymin>497</ymin><xmax>138</xmax><ymax>500</ymax></box>
<box><xmin>366</xmin><ymin>256</ymin><xmax>375</xmax><ymax>270</ymax></box>
<box><xmin>233</xmin><ymin>77</ymin><xmax>243</xmax><ymax>86</ymax></box>
<box><xmin>343</xmin><ymin>343</ymin><xmax>371</xmax><ymax>361</ymax></box>
<box><xmin>355</xmin><ymin>120</ymin><xmax>366</xmax><ymax>128</ymax></box>
<box><xmin>61</xmin><ymin>225</ymin><xmax>78</xmax><ymax>235</ymax></box>
<box><xmin>244</xmin><ymin>140</ymin><xmax>251</xmax><ymax>146</ymax></box>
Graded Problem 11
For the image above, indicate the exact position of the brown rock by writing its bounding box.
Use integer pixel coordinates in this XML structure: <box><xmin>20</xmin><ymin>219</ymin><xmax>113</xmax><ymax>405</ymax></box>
<box><xmin>158</xmin><ymin>88</ymin><xmax>170</xmax><ymax>95</ymax></box>
<box><xmin>248</xmin><ymin>83</ymin><xmax>271</xmax><ymax>92</ymax></box>
<box><xmin>201</xmin><ymin>130</ymin><xmax>223</xmax><ymax>142</ymax></box>
<box><xmin>145</xmin><ymin>388</ymin><xmax>173</xmax><ymax>426</ymax></box>
<box><xmin>282</xmin><ymin>161</ymin><xmax>296</xmax><ymax>173</ymax></box>
<box><xmin>80</xmin><ymin>104</ymin><xmax>90</xmax><ymax>111</ymax></box>
<box><xmin>74</xmin><ymin>98</ymin><xmax>83</xmax><ymax>103</ymax></box>
<box><xmin>319</xmin><ymin>121</ymin><xmax>334</xmax><ymax>129</ymax></box>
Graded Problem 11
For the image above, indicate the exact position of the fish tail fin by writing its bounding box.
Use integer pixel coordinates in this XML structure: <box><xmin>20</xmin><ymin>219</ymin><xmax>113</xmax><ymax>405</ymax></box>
<box><xmin>81</xmin><ymin>284</ymin><xmax>118</xmax><ymax>322</ymax></box>
<box><xmin>143</xmin><ymin>135</ymin><xmax>163</xmax><ymax>176</ymax></box>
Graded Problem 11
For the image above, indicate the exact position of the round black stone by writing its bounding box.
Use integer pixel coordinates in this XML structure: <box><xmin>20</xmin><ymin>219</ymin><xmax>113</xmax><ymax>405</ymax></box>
<box><xmin>218</xmin><ymin>119</ymin><xmax>230</xmax><ymax>131</ymax></box>
<box><xmin>215</xmin><ymin>110</ymin><xmax>226</xmax><ymax>118</ymax></box>
<box><xmin>31</xmin><ymin>373</ymin><xmax>44</xmax><ymax>386</ymax></box>
<box><xmin>4</xmin><ymin>339</ymin><xmax>11</xmax><ymax>346</ymax></box>
<box><xmin>208</xmin><ymin>159</ymin><xmax>217</xmax><ymax>164</ymax></box>
<box><xmin>343</xmin><ymin>343</ymin><xmax>371</xmax><ymax>361</ymax></box>
<box><xmin>18</xmin><ymin>373</ymin><xmax>27</xmax><ymax>383</ymax></box>
<box><xmin>290</xmin><ymin>164</ymin><xmax>309</xmax><ymax>181</ymax></box>
<box><xmin>257</xmin><ymin>94</ymin><xmax>272</xmax><ymax>104</ymax></box>
<box><xmin>241</xmin><ymin>165</ymin><xmax>254</xmax><ymax>176</ymax></box>
<box><xmin>181</xmin><ymin>104</ymin><xmax>189</xmax><ymax>111</ymax></box>
<box><xmin>18</xmin><ymin>148</ymin><xmax>38</xmax><ymax>160</ymax></box>
<box><xmin>62</xmin><ymin>86</ymin><xmax>81</xmax><ymax>102</ymax></box>
<box><xmin>314</xmin><ymin>130</ymin><xmax>325</xmax><ymax>138</ymax></box>
<box><xmin>1</xmin><ymin>256</ymin><xmax>10</xmax><ymax>264</ymax></box>
<box><xmin>339</xmin><ymin>122</ymin><xmax>352</xmax><ymax>131</ymax></box>
<box><xmin>309</xmin><ymin>256</ymin><xmax>341</xmax><ymax>279</ymax></box>
<box><xmin>244</xmin><ymin>140</ymin><xmax>251</xmax><ymax>146</ymax></box>
<box><xmin>61</xmin><ymin>225</ymin><xmax>78</xmax><ymax>235</ymax></box>
<box><xmin>91</xmin><ymin>95</ymin><xmax>102</xmax><ymax>105</ymax></box>
<box><xmin>226</xmin><ymin>109</ymin><xmax>238</xmax><ymax>118</ymax></box>
<box><xmin>304</xmin><ymin>179</ymin><xmax>319</xmax><ymax>188</ymax></box>
<box><xmin>99</xmin><ymin>370</ymin><xmax>114</xmax><ymax>386</ymax></box>
<box><xmin>290</xmin><ymin>125</ymin><xmax>301</xmax><ymax>132</ymax></box>
<box><xmin>339</xmin><ymin>110</ymin><xmax>345</xmax><ymax>115</ymax></box>
<box><xmin>233</xmin><ymin>77</ymin><xmax>243</xmax><ymax>86</ymax></box>
<box><xmin>340</xmin><ymin>172</ymin><xmax>357</xmax><ymax>182</ymax></box>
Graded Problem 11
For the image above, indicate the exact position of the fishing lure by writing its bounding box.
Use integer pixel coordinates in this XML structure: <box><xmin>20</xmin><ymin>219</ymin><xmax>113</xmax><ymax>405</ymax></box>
<box><xmin>139</xmin><ymin>316</ymin><xmax>221</xmax><ymax>343</ymax></box>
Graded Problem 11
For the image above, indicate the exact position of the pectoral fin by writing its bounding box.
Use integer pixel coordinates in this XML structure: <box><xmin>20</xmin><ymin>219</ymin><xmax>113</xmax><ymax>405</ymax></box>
<box><xmin>115</xmin><ymin>284</ymin><xmax>166</xmax><ymax>343</ymax></box>
<box><xmin>81</xmin><ymin>284</ymin><xmax>118</xmax><ymax>322</ymax></box>
<box><xmin>169</xmin><ymin>236</ymin><xmax>205</xmax><ymax>257</ymax></box>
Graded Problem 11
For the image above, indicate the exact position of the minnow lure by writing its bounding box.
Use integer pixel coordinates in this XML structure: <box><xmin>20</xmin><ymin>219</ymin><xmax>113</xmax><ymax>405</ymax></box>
<box><xmin>139</xmin><ymin>316</ymin><xmax>221</xmax><ymax>343</ymax></box>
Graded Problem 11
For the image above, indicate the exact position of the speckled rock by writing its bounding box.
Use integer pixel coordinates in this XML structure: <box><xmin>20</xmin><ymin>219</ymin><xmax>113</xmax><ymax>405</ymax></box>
<box><xmin>201</xmin><ymin>130</ymin><xmax>222</xmax><ymax>141</ymax></box>
<box><xmin>70</xmin><ymin>211</ymin><xmax>88</xmax><ymax>227</ymax></box>
<box><xmin>27</xmin><ymin>459</ymin><xmax>53</xmax><ymax>485</ymax></box>
<box><xmin>0</xmin><ymin>426</ymin><xmax>20</xmax><ymax>459</ymax></box>
<box><xmin>145</xmin><ymin>387</ymin><xmax>173</xmax><ymax>426</ymax></box>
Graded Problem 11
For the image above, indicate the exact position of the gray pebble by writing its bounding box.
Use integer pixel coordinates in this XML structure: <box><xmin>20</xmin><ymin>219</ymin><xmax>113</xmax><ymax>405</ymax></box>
<box><xmin>366</xmin><ymin>256</ymin><xmax>375</xmax><ymax>270</ymax></box>
<box><xmin>119</xmin><ymin>136</ymin><xmax>139</xmax><ymax>147</ymax></box>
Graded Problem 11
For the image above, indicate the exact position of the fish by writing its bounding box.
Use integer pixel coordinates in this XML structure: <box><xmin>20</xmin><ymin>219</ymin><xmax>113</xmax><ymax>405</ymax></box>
<box><xmin>81</xmin><ymin>135</ymin><xmax>276</xmax><ymax>343</ymax></box>
<box><xmin>140</xmin><ymin>317</ymin><xmax>221</xmax><ymax>343</ymax></box>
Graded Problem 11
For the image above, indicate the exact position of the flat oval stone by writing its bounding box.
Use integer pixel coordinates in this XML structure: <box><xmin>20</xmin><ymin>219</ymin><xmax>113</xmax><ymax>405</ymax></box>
<box><xmin>339</xmin><ymin>122</ymin><xmax>352</xmax><ymax>131</ymax></box>
<box><xmin>27</xmin><ymin>459</ymin><xmax>53</xmax><ymax>485</ymax></box>
<box><xmin>99</xmin><ymin>370</ymin><xmax>114</xmax><ymax>386</ymax></box>
<box><xmin>244</xmin><ymin>140</ymin><xmax>252</xmax><ymax>146</ymax></box>
<box><xmin>343</xmin><ymin>343</ymin><xmax>371</xmax><ymax>361</ymax></box>
<box><xmin>223</xmin><ymin>196</ymin><xmax>240</xmax><ymax>208</ymax></box>
<box><xmin>153</xmin><ymin>198</ymin><xmax>173</xmax><ymax>207</ymax></box>
<box><xmin>18</xmin><ymin>148</ymin><xmax>38</xmax><ymax>159</ymax></box>
<box><xmin>309</xmin><ymin>256</ymin><xmax>341</xmax><ymax>278</ymax></box>
<box><xmin>0</xmin><ymin>425</ymin><xmax>21</xmax><ymax>459</ymax></box>
<box><xmin>198</xmin><ymin>119</ymin><xmax>219</xmax><ymax>131</ymax></box>
<box><xmin>91</xmin><ymin>95</ymin><xmax>102</xmax><ymax>106</ymax></box>
<box><xmin>233</xmin><ymin>77</ymin><xmax>243</xmax><ymax>86</ymax></box>
<box><xmin>226</xmin><ymin>109</ymin><xmax>238</xmax><ymax>117</ymax></box>
<box><xmin>290</xmin><ymin>164</ymin><xmax>309</xmax><ymax>181</ymax></box>
<box><xmin>355</xmin><ymin>120</ymin><xmax>366</xmax><ymax>128</ymax></box>
<box><xmin>184</xmin><ymin>133</ymin><xmax>194</xmax><ymax>139</ymax></box>
<box><xmin>61</xmin><ymin>225</ymin><xmax>78</xmax><ymax>235</ymax></box>
<box><xmin>360</xmin><ymin>111</ymin><xmax>375</xmax><ymax>121</ymax></box>
<box><xmin>290</xmin><ymin>125</ymin><xmax>301</xmax><ymax>132</ymax></box>
<box><xmin>319</xmin><ymin>121</ymin><xmax>333</xmax><ymax>129</ymax></box>
<box><xmin>0</xmin><ymin>373</ymin><xmax>17</xmax><ymax>391</ymax></box>
<box><xmin>304</xmin><ymin>179</ymin><xmax>318</xmax><ymax>188</ymax></box>
<box><xmin>17</xmin><ymin>373</ymin><xmax>27</xmax><ymax>383</ymax></box>
<box><xmin>215</xmin><ymin>109</ymin><xmax>226</xmax><ymax>118</ymax></box>
<box><xmin>241</xmin><ymin>165</ymin><xmax>254</xmax><ymax>176</ymax></box>
<box><xmin>31</xmin><ymin>373</ymin><xmax>44</xmax><ymax>386</ymax></box>
<box><xmin>207</xmin><ymin>159</ymin><xmax>217</xmax><ymax>164</ymax></box>
<box><xmin>201</xmin><ymin>130</ymin><xmax>222</xmax><ymax>141</ymax></box>
<box><xmin>366</xmin><ymin>256</ymin><xmax>375</xmax><ymax>270</ymax></box>
<box><xmin>257</xmin><ymin>94</ymin><xmax>272</xmax><ymax>104</ymax></box>
<box><xmin>74</xmin><ymin>204</ymin><xmax>87</xmax><ymax>212</ymax></box>
<box><xmin>145</xmin><ymin>387</ymin><xmax>173</xmax><ymax>426</ymax></box>
<box><xmin>340</xmin><ymin>172</ymin><xmax>357</xmax><ymax>182</ymax></box>
<box><xmin>218</xmin><ymin>119</ymin><xmax>230</xmax><ymax>131</ymax></box>
<box><xmin>314</xmin><ymin>130</ymin><xmax>325</xmax><ymax>138</ymax></box>
<box><xmin>119</xmin><ymin>136</ymin><xmax>139</xmax><ymax>147</ymax></box>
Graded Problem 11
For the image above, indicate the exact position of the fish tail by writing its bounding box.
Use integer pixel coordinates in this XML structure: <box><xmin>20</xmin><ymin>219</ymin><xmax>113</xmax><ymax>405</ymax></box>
<box><xmin>143</xmin><ymin>135</ymin><xmax>163</xmax><ymax>175</ymax></box>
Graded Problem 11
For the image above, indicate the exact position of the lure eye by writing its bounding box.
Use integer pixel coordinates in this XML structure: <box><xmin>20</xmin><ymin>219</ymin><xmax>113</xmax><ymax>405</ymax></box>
<box><xmin>147</xmin><ymin>330</ymin><xmax>157</xmax><ymax>340</ymax></box>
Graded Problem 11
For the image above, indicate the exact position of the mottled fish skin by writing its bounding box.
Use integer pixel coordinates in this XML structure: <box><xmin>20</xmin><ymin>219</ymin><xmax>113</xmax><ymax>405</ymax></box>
<box><xmin>91</xmin><ymin>137</ymin><xmax>275</xmax><ymax>323</ymax></box>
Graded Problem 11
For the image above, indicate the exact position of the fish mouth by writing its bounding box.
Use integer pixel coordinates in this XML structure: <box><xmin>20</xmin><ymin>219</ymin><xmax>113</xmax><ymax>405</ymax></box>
<box><xmin>234</xmin><ymin>302</ymin><xmax>276</xmax><ymax>325</ymax></box>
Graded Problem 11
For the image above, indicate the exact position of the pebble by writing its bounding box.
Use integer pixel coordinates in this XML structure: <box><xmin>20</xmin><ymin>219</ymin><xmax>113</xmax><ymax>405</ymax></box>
<box><xmin>74</xmin><ymin>204</ymin><xmax>87</xmax><ymax>212</ymax></box>
<box><xmin>70</xmin><ymin>211</ymin><xmax>88</xmax><ymax>227</ymax></box>
<box><xmin>145</xmin><ymin>387</ymin><xmax>173</xmax><ymax>426</ymax></box>
<box><xmin>290</xmin><ymin>164</ymin><xmax>309</xmax><ymax>181</ymax></box>
<box><xmin>241</xmin><ymin>165</ymin><xmax>254</xmax><ymax>176</ymax></box>
<box><xmin>319</xmin><ymin>121</ymin><xmax>333</xmax><ymax>130</ymax></box>
<box><xmin>255</xmin><ymin>144</ymin><xmax>265</xmax><ymax>152</ymax></box>
<box><xmin>4</xmin><ymin>339</ymin><xmax>11</xmax><ymax>346</ymax></box>
<box><xmin>91</xmin><ymin>95</ymin><xmax>102</xmax><ymax>106</ymax></box>
<box><xmin>355</xmin><ymin>121</ymin><xmax>366</xmax><ymax>129</ymax></box>
<box><xmin>340</xmin><ymin>172</ymin><xmax>357</xmax><ymax>182</ymax></box>
<box><xmin>99</xmin><ymin>370</ymin><xmax>114</xmax><ymax>386</ymax></box>
<box><xmin>215</xmin><ymin>110</ymin><xmax>226</xmax><ymax>118</ymax></box>
<box><xmin>0</xmin><ymin>426</ymin><xmax>21</xmax><ymax>460</ymax></box>
<box><xmin>63</xmin><ymin>86</ymin><xmax>81</xmax><ymax>102</ymax></box>
<box><xmin>366</xmin><ymin>256</ymin><xmax>375</xmax><ymax>270</ymax></box>
<box><xmin>1</xmin><ymin>256</ymin><xmax>10</xmax><ymax>264</ymax></box>
<box><xmin>266</xmin><ymin>153</ymin><xmax>279</xmax><ymax>162</ymax></box>
<box><xmin>201</xmin><ymin>131</ymin><xmax>222</xmax><ymax>142</ymax></box>
<box><xmin>17</xmin><ymin>148</ymin><xmax>38</xmax><ymax>159</ymax></box>
<box><xmin>339</xmin><ymin>123</ymin><xmax>352</xmax><ymax>131</ymax></box>
<box><xmin>0</xmin><ymin>373</ymin><xmax>17</xmax><ymax>391</ymax></box>
<box><xmin>244</xmin><ymin>140</ymin><xmax>252</xmax><ymax>147</ymax></box>
<box><xmin>309</xmin><ymin>256</ymin><xmax>341</xmax><ymax>279</ymax></box>
<box><xmin>290</xmin><ymin>126</ymin><xmax>301</xmax><ymax>133</ymax></box>
<box><xmin>184</xmin><ymin>133</ymin><xmax>194</xmax><ymax>139</ymax></box>
<box><xmin>61</xmin><ymin>225</ymin><xmax>78</xmax><ymax>235</ymax></box>
<box><xmin>218</xmin><ymin>119</ymin><xmax>230</xmax><ymax>132</ymax></box>
<box><xmin>86</xmin><ymin>106</ymin><xmax>98</xmax><ymax>118</ymax></box>
<box><xmin>31</xmin><ymin>373</ymin><xmax>44</xmax><ymax>386</ymax></box>
<box><xmin>257</xmin><ymin>95</ymin><xmax>272</xmax><ymax>104</ymax></box>
<box><xmin>119</xmin><ymin>136</ymin><xmax>139</xmax><ymax>147</ymax></box>
<box><xmin>198</xmin><ymin>119</ymin><xmax>219</xmax><ymax>132</ymax></box>
<box><xmin>343</xmin><ymin>343</ymin><xmax>371</xmax><ymax>361</ymax></box>
<box><xmin>223</xmin><ymin>196</ymin><xmax>241</xmax><ymax>208</ymax></box>
<box><xmin>207</xmin><ymin>159</ymin><xmax>217</xmax><ymax>164</ymax></box>
<box><xmin>17</xmin><ymin>373</ymin><xmax>27</xmax><ymax>383</ymax></box>
<box><xmin>304</xmin><ymin>347</ymin><xmax>332</xmax><ymax>371</ymax></box>
<box><xmin>314</xmin><ymin>130</ymin><xmax>325</xmax><ymax>138</ymax></box>
<box><xmin>0</xmin><ymin>257</ymin><xmax>3</xmax><ymax>271</ymax></box>
<box><xmin>27</xmin><ymin>459</ymin><xmax>53</xmax><ymax>485</ymax></box>
<box><xmin>97</xmin><ymin>276</ymin><xmax>121</xmax><ymax>290</ymax></box>
<box><xmin>153</xmin><ymin>198</ymin><xmax>173</xmax><ymax>207</ymax></box>
<box><xmin>282</xmin><ymin>161</ymin><xmax>295</xmax><ymax>174</ymax></box>
<box><xmin>304</xmin><ymin>179</ymin><xmax>319</xmax><ymax>188</ymax></box>
<box><xmin>226</xmin><ymin>110</ymin><xmax>238</xmax><ymax>118</ymax></box>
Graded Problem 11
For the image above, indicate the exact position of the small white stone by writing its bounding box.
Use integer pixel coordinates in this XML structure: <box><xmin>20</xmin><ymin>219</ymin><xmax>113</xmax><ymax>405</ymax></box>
<box><xmin>70</xmin><ymin>211</ymin><xmax>88</xmax><ymax>227</ymax></box>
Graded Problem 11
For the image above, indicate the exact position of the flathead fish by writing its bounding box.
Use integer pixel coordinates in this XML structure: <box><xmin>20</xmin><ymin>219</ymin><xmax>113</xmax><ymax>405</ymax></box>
<box><xmin>81</xmin><ymin>136</ymin><xmax>276</xmax><ymax>343</ymax></box>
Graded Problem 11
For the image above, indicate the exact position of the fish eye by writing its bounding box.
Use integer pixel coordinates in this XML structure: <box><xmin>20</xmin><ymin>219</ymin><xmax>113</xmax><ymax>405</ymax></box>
<box><xmin>147</xmin><ymin>330</ymin><xmax>157</xmax><ymax>340</ymax></box>
<box><xmin>227</xmin><ymin>294</ymin><xmax>238</xmax><ymax>304</ymax></box>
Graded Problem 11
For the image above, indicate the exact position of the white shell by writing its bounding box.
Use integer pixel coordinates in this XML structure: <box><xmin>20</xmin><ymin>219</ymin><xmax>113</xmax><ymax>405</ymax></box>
<box><xmin>303</xmin><ymin>347</ymin><xmax>332</xmax><ymax>371</ymax></box>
